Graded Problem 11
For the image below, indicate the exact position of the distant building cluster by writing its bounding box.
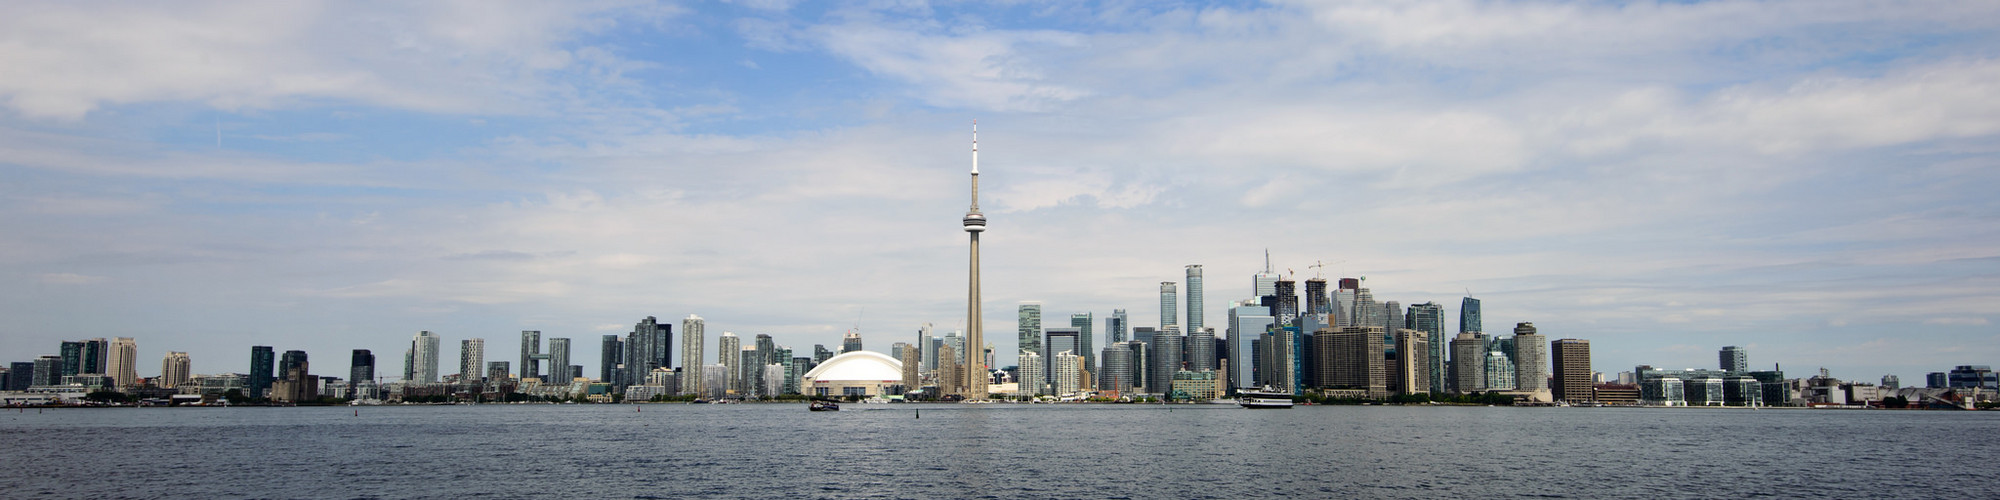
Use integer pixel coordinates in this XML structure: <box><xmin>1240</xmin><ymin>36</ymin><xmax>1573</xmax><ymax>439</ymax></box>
<box><xmin>986</xmin><ymin>256</ymin><xmax>1997</xmax><ymax>410</ymax></box>
<box><xmin>4</xmin><ymin>270</ymin><xmax>1995</xmax><ymax>408</ymax></box>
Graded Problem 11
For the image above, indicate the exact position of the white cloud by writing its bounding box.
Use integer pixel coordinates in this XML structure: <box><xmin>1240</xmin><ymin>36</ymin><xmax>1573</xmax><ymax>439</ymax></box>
<box><xmin>812</xmin><ymin>21</ymin><xmax>1089</xmax><ymax>111</ymax></box>
<box><xmin>0</xmin><ymin>1</ymin><xmax>671</xmax><ymax>120</ymax></box>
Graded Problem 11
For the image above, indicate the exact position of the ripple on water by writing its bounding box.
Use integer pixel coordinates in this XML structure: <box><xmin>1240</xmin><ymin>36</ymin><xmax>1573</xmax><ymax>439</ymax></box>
<box><xmin>3</xmin><ymin>405</ymin><xmax>1999</xmax><ymax>498</ymax></box>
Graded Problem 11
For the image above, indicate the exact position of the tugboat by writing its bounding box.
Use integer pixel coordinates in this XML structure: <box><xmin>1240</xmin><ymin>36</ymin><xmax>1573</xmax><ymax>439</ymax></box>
<box><xmin>809</xmin><ymin>399</ymin><xmax>840</xmax><ymax>412</ymax></box>
<box><xmin>1237</xmin><ymin>387</ymin><xmax>1295</xmax><ymax>409</ymax></box>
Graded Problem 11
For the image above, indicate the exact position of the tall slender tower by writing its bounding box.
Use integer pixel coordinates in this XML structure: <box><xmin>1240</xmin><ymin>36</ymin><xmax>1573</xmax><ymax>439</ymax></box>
<box><xmin>1185</xmin><ymin>264</ymin><xmax>1204</xmax><ymax>332</ymax></box>
<box><xmin>962</xmin><ymin>121</ymin><xmax>988</xmax><ymax>400</ymax></box>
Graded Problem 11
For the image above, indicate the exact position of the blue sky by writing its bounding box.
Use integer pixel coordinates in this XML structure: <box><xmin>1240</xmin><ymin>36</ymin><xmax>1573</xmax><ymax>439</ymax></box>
<box><xmin>3</xmin><ymin>0</ymin><xmax>1997</xmax><ymax>385</ymax></box>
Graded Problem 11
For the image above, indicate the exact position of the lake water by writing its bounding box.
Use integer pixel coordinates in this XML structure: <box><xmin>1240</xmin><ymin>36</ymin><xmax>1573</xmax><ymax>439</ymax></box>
<box><xmin>3</xmin><ymin>404</ymin><xmax>1995</xmax><ymax>499</ymax></box>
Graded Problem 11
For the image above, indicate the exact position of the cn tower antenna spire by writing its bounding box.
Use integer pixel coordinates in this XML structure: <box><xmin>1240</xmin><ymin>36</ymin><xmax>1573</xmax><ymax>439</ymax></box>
<box><xmin>970</xmin><ymin>120</ymin><xmax>980</xmax><ymax>211</ymax></box>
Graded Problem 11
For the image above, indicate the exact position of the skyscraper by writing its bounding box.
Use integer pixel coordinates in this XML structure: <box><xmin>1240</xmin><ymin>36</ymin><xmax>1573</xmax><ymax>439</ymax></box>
<box><xmin>1185</xmin><ymin>265</ymin><xmax>1204</xmax><ymax>331</ymax></box>
<box><xmin>718</xmin><ymin>332</ymin><xmax>740</xmax><ymax>395</ymax></box>
<box><xmin>1407</xmin><ymin>302</ymin><xmax>1446</xmax><ymax>394</ymax></box>
<box><xmin>59</xmin><ymin>341</ymin><xmax>83</xmax><ymax>377</ymax></box>
<box><xmin>1329</xmin><ymin>327</ymin><xmax>1386</xmax><ymax>398</ymax></box>
<box><xmin>900</xmin><ymin>345</ymin><xmax>920</xmax><ymax>393</ymax></box>
<box><xmin>961</xmin><ymin>122</ymin><xmax>988</xmax><ymax>400</ymax></box>
<box><xmin>519</xmin><ymin>330</ymin><xmax>543</xmax><ymax>382</ymax></box>
<box><xmin>1351</xmin><ymin>288</ymin><xmax>1377</xmax><ymax>333</ymax></box>
<box><xmin>937</xmin><ymin>344</ymin><xmax>960</xmax><ymax>397</ymax></box>
<box><xmin>1149</xmin><ymin>328</ymin><xmax>1183</xmax><ymax>394</ymax></box>
<box><xmin>279</xmin><ymin>350</ymin><xmax>308</xmax><ymax>382</ymax></box>
<box><xmin>842</xmin><ymin>330</ymin><xmax>862</xmax><ymax>353</ymax></box>
<box><xmin>276</xmin><ymin>350</ymin><xmax>313</xmax><ymax>402</ymax></box>
<box><xmin>1187</xmin><ymin>327</ymin><xmax>1217</xmax><ymax>372</ymax></box>
<box><xmin>1071</xmin><ymin>312</ymin><xmax>1094</xmax><ymax>372</ymax></box>
<box><xmin>460</xmin><ymin>338</ymin><xmax>485</xmax><ymax>385</ymax></box>
<box><xmin>1099</xmin><ymin>345</ymin><xmax>1132</xmax><ymax>396</ymax></box>
<box><xmin>547</xmin><ymin>337</ymin><xmax>571</xmax><ymax>383</ymax></box>
<box><xmin>1512</xmin><ymin>323</ymin><xmax>1548</xmax><ymax>398</ymax></box>
<box><xmin>1159</xmin><ymin>282</ymin><xmax>1178</xmax><ymax>328</ymax></box>
<box><xmin>1334</xmin><ymin>279</ymin><xmax>1358</xmax><ymax>328</ymax></box>
<box><xmin>1228</xmin><ymin>301</ymin><xmax>1273</xmax><ymax>391</ymax></box>
<box><xmin>1120</xmin><ymin>341</ymin><xmax>1146</xmax><ymax>393</ymax></box>
<box><xmin>1017</xmin><ymin>302</ymin><xmax>1042</xmax><ymax>363</ymax></box>
<box><xmin>1552</xmin><ymin>339</ymin><xmax>1592</xmax><ymax>403</ymax></box>
<box><xmin>83</xmin><ymin>338</ymin><xmax>107</xmax><ymax>375</ymax></box>
<box><xmin>32</xmin><ymin>356</ymin><xmax>61</xmax><ymax>387</ymax></box>
<box><xmin>626</xmin><ymin>316</ymin><xmax>671</xmax><ymax>390</ymax></box>
<box><xmin>107</xmin><ymin>337</ymin><xmax>136</xmax><ymax>388</ymax></box>
<box><xmin>756</xmin><ymin>334</ymin><xmax>776</xmax><ymax>395</ymax></box>
<box><xmin>601</xmin><ymin>335</ymin><xmax>624</xmax><ymax>386</ymax></box>
<box><xmin>1392</xmin><ymin>329</ymin><xmax>1429</xmax><ymax>395</ymax></box>
<box><xmin>350</xmin><ymin>349</ymin><xmax>375</xmax><ymax>387</ymax></box>
<box><xmin>1052</xmin><ymin>351</ymin><xmax>1083</xmax><ymax>396</ymax></box>
<box><xmin>1044</xmin><ymin>327</ymin><xmax>1080</xmax><ymax>384</ymax></box>
<box><xmin>160</xmin><ymin>351</ymin><xmax>191</xmax><ymax>389</ymax></box>
<box><xmin>1460</xmin><ymin>296</ymin><xmax>1483</xmax><ymax>334</ymax></box>
<box><xmin>778</xmin><ymin>347</ymin><xmax>799</xmax><ymax>395</ymax></box>
<box><xmin>1108</xmin><ymin>309</ymin><xmax>1128</xmax><ymax>344</ymax></box>
<box><xmin>410</xmin><ymin>331</ymin><xmax>441</xmax><ymax>384</ymax></box>
<box><xmin>681</xmin><ymin>315</ymin><xmax>705</xmax><ymax>396</ymax></box>
<box><xmin>1254</xmin><ymin>251</ymin><xmax>1280</xmax><ymax>298</ymax></box>
<box><xmin>917</xmin><ymin>323</ymin><xmax>936</xmax><ymax>377</ymax></box>
<box><xmin>1720</xmin><ymin>346</ymin><xmax>1748</xmax><ymax>374</ymax></box>
<box><xmin>738</xmin><ymin>347</ymin><xmax>758</xmax><ymax>396</ymax></box>
<box><xmin>250</xmin><ymin>346</ymin><xmax>275</xmax><ymax>398</ymax></box>
<box><xmin>1449</xmin><ymin>332</ymin><xmax>1487</xmax><ymax>394</ymax></box>
<box><xmin>1017</xmin><ymin>350</ymin><xmax>1043</xmax><ymax>396</ymax></box>
<box><xmin>1304</xmin><ymin>277</ymin><xmax>1330</xmax><ymax>326</ymax></box>
<box><xmin>1381</xmin><ymin>301</ymin><xmax>1403</xmax><ymax>346</ymax></box>
<box><xmin>1484</xmin><ymin>337</ymin><xmax>1516</xmax><ymax>391</ymax></box>
<box><xmin>1269</xmin><ymin>279</ymin><xmax>1299</xmax><ymax>327</ymax></box>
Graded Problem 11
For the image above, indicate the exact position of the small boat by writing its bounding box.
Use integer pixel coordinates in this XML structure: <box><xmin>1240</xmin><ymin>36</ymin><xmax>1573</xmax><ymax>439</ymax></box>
<box><xmin>1237</xmin><ymin>387</ymin><xmax>1295</xmax><ymax>409</ymax></box>
<box><xmin>809</xmin><ymin>400</ymin><xmax>840</xmax><ymax>412</ymax></box>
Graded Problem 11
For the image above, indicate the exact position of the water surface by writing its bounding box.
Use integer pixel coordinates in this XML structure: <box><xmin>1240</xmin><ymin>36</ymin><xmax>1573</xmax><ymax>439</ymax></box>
<box><xmin>3</xmin><ymin>404</ymin><xmax>1993</xmax><ymax>499</ymax></box>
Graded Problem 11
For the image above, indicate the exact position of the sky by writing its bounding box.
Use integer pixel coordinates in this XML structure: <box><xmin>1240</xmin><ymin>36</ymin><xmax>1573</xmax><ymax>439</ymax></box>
<box><xmin>3</xmin><ymin>0</ymin><xmax>1997</xmax><ymax>385</ymax></box>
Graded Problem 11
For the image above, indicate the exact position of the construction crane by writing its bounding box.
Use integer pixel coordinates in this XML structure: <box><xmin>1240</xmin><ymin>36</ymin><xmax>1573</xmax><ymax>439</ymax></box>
<box><xmin>1307</xmin><ymin>260</ymin><xmax>1346</xmax><ymax>279</ymax></box>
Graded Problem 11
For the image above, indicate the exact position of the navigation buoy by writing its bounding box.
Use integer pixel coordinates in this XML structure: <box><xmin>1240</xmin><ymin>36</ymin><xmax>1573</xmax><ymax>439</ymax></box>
<box><xmin>916</xmin><ymin>409</ymin><xmax>920</xmax><ymax>419</ymax></box>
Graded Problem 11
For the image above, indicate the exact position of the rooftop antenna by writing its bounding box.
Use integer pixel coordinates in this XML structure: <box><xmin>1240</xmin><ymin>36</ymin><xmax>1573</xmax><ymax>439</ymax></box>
<box><xmin>1264</xmin><ymin>249</ymin><xmax>1273</xmax><ymax>274</ymax></box>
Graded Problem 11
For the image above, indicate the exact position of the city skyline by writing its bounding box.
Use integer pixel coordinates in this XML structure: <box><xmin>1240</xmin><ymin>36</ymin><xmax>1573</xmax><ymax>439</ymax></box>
<box><xmin>1</xmin><ymin>2</ymin><xmax>1996</xmax><ymax>386</ymax></box>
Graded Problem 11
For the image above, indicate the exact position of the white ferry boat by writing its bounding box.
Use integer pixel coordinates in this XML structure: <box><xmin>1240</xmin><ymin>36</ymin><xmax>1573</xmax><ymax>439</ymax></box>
<box><xmin>1237</xmin><ymin>387</ymin><xmax>1295</xmax><ymax>409</ymax></box>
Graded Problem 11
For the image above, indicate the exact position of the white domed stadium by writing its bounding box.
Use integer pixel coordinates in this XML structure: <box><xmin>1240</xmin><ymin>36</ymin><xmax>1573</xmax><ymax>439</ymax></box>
<box><xmin>801</xmin><ymin>351</ymin><xmax>906</xmax><ymax>398</ymax></box>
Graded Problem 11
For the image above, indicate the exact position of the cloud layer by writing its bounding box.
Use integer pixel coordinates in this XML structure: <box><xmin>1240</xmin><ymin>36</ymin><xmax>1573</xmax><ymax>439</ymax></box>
<box><xmin>1</xmin><ymin>1</ymin><xmax>1995</xmax><ymax>385</ymax></box>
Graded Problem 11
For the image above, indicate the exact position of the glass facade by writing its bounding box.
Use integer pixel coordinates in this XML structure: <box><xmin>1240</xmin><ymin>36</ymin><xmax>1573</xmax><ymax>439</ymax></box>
<box><xmin>1017</xmin><ymin>303</ymin><xmax>1042</xmax><ymax>364</ymax></box>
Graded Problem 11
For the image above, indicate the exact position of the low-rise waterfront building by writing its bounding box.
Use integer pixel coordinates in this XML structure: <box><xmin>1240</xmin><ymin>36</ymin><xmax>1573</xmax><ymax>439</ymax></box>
<box><xmin>1592</xmin><ymin>383</ymin><xmax>1639</xmax><ymax>405</ymax></box>
<box><xmin>1170</xmin><ymin>370</ymin><xmax>1221</xmax><ymax>401</ymax></box>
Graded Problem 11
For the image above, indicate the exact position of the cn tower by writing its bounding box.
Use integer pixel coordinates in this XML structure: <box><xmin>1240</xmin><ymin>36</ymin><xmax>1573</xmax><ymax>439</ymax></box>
<box><xmin>961</xmin><ymin>121</ymin><xmax>988</xmax><ymax>400</ymax></box>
